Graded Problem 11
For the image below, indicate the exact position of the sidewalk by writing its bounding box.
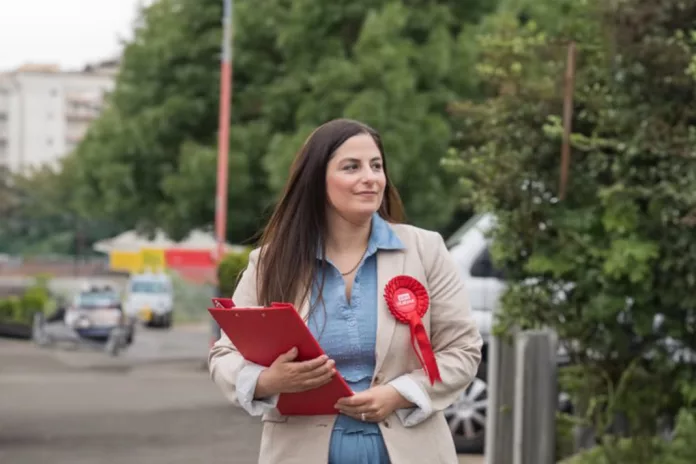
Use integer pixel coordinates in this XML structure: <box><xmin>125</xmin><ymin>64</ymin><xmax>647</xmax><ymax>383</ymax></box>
<box><xmin>459</xmin><ymin>455</ymin><xmax>485</xmax><ymax>464</ymax></box>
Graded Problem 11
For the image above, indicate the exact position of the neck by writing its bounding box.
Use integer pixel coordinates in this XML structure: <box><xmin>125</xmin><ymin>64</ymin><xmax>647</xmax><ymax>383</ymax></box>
<box><xmin>325</xmin><ymin>211</ymin><xmax>372</xmax><ymax>254</ymax></box>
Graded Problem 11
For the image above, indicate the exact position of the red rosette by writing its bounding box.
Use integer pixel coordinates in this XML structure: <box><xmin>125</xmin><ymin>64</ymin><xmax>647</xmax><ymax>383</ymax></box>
<box><xmin>384</xmin><ymin>275</ymin><xmax>442</xmax><ymax>385</ymax></box>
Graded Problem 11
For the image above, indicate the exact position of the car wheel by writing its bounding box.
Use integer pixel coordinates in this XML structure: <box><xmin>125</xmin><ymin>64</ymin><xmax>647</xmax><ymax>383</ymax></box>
<box><xmin>445</xmin><ymin>362</ymin><xmax>488</xmax><ymax>454</ymax></box>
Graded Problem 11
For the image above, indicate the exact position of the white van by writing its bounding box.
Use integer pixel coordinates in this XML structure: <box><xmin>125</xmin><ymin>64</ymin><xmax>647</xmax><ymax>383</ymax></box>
<box><xmin>124</xmin><ymin>272</ymin><xmax>174</xmax><ymax>328</ymax></box>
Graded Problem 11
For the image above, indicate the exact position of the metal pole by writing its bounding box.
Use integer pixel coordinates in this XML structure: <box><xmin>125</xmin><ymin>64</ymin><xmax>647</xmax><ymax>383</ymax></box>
<box><xmin>559</xmin><ymin>41</ymin><xmax>576</xmax><ymax>201</ymax></box>
<box><xmin>215</xmin><ymin>0</ymin><xmax>233</xmax><ymax>263</ymax></box>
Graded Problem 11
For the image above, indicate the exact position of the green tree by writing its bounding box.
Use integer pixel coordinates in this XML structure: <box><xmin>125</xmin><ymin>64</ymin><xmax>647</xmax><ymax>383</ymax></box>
<box><xmin>69</xmin><ymin>0</ymin><xmax>498</xmax><ymax>243</ymax></box>
<box><xmin>447</xmin><ymin>0</ymin><xmax>696</xmax><ymax>460</ymax></box>
<box><xmin>0</xmin><ymin>160</ymin><xmax>119</xmax><ymax>255</ymax></box>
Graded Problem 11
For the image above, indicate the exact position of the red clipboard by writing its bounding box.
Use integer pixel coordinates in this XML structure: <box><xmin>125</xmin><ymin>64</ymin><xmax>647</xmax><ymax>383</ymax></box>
<box><xmin>208</xmin><ymin>302</ymin><xmax>354</xmax><ymax>415</ymax></box>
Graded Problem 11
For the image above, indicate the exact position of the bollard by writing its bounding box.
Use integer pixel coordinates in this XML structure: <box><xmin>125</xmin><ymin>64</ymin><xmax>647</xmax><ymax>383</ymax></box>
<box><xmin>512</xmin><ymin>330</ymin><xmax>557</xmax><ymax>464</ymax></box>
<box><xmin>485</xmin><ymin>333</ymin><xmax>517</xmax><ymax>464</ymax></box>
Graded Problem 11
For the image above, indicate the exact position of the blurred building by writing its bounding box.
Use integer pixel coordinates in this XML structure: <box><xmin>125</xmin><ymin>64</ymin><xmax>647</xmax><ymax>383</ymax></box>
<box><xmin>0</xmin><ymin>59</ymin><xmax>119</xmax><ymax>172</ymax></box>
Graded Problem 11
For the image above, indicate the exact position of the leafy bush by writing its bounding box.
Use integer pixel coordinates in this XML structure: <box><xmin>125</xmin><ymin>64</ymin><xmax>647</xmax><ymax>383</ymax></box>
<box><xmin>446</xmin><ymin>0</ymin><xmax>696</xmax><ymax>460</ymax></box>
<box><xmin>561</xmin><ymin>409</ymin><xmax>696</xmax><ymax>464</ymax></box>
<box><xmin>21</xmin><ymin>285</ymin><xmax>49</xmax><ymax>312</ymax></box>
<box><xmin>169</xmin><ymin>271</ymin><xmax>215</xmax><ymax>323</ymax></box>
<box><xmin>0</xmin><ymin>278</ymin><xmax>50</xmax><ymax>325</ymax></box>
<box><xmin>217</xmin><ymin>248</ymin><xmax>251</xmax><ymax>298</ymax></box>
<box><xmin>0</xmin><ymin>297</ymin><xmax>22</xmax><ymax>323</ymax></box>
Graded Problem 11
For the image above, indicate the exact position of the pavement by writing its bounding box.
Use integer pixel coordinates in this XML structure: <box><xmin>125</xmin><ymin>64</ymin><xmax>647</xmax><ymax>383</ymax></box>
<box><xmin>0</xmin><ymin>324</ymin><xmax>484</xmax><ymax>464</ymax></box>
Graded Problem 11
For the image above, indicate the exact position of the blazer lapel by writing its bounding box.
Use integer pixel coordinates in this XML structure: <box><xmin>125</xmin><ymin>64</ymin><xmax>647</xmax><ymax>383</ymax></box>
<box><xmin>373</xmin><ymin>248</ymin><xmax>405</xmax><ymax>376</ymax></box>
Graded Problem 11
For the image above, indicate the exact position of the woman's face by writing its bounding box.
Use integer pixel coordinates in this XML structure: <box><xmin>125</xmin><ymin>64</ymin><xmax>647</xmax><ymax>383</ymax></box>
<box><xmin>325</xmin><ymin>134</ymin><xmax>386</xmax><ymax>222</ymax></box>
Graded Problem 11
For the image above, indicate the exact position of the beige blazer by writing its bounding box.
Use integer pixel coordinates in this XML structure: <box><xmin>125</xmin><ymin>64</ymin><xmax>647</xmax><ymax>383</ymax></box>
<box><xmin>209</xmin><ymin>223</ymin><xmax>483</xmax><ymax>464</ymax></box>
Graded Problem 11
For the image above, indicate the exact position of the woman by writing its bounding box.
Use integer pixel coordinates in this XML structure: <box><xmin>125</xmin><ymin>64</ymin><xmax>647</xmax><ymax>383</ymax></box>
<box><xmin>209</xmin><ymin>118</ymin><xmax>482</xmax><ymax>464</ymax></box>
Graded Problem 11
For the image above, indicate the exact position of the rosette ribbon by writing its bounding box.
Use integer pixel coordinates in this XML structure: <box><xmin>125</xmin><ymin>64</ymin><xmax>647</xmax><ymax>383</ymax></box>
<box><xmin>384</xmin><ymin>275</ymin><xmax>441</xmax><ymax>385</ymax></box>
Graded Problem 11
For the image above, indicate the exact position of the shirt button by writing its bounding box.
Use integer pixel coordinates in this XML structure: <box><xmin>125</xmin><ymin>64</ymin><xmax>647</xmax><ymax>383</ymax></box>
<box><xmin>383</xmin><ymin>420</ymin><xmax>391</xmax><ymax>428</ymax></box>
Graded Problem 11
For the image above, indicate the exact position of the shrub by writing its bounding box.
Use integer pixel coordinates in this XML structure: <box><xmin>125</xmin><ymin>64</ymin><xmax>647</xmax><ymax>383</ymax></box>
<box><xmin>446</xmin><ymin>0</ymin><xmax>696</xmax><ymax>460</ymax></box>
<box><xmin>217</xmin><ymin>248</ymin><xmax>251</xmax><ymax>298</ymax></box>
<box><xmin>169</xmin><ymin>271</ymin><xmax>215</xmax><ymax>323</ymax></box>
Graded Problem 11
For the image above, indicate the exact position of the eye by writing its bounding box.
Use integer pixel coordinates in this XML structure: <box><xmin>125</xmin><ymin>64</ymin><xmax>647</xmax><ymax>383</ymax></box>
<box><xmin>371</xmin><ymin>161</ymin><xmax>383</xmax><ymax>171</ymax></box>
<box><xmin>343</xmin><ymin>163</ymin><xmax>359</xmax><ymax>171</ymax></box>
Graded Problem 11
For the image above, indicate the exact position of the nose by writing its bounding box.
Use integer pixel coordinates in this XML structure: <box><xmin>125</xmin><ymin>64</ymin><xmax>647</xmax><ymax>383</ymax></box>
<box><xmin>361</xmin><ymin>166</ymin><xmax>380</xmax><ymax>183</ymax></box>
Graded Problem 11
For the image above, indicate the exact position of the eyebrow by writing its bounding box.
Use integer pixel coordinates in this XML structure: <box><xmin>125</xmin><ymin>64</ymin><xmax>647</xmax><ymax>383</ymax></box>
<box><xmin>341</xmin><ymin>156</ymin><xmax>382</xmax><ymax>163</ymax></box>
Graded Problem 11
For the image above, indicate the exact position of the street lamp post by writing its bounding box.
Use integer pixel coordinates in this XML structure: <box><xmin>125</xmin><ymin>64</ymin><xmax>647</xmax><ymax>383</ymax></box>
<box><xmin>215</xmin><ymin>0</ymin><xmax>233</xmax><ymax>263</ymax></box>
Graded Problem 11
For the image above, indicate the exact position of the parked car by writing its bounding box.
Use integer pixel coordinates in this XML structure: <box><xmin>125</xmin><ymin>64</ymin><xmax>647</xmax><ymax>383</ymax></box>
<box><xmin>64</xmin><ymin>285</ymin><xmax>135</xmax><ymax>345</ymax></box>
<box><xmin>444</xmin><ymin>213</ymin><xmax>574</xmax><ymax>454</ymax></box>
<box><xmin>124</xmin><ymin>272</ymin><xmax>174</xmax><ymax>328</ymax></box>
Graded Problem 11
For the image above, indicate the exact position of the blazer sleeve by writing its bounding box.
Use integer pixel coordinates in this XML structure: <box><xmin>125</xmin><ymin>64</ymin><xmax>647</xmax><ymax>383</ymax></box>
<box><xmin>401</xmin><ymin>231</ymin><xmax>483</xmax><ymax>413</ymax></box>
<box><xmin>208</xmin><ymin>248</ymin><xmax>272</xmax><ymax>410</ymax></box>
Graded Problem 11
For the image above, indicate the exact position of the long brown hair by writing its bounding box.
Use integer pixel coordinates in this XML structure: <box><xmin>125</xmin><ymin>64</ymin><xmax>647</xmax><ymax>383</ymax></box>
<box><xmin>256</xmin><ymin>118</ymin><xmax>405</xmax><ymax>312</ymax></box>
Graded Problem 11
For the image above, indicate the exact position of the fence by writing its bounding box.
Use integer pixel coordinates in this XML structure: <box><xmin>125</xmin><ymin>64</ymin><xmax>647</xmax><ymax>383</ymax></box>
<box><xmin>0</xmin><ymin>255</ymin><xmax>113</xmax><ymax>277</ymax></box>
<box><xmin>486</xmin><ymin>329</ymin><xmax>559</xmax><ymax>464</ymax></box>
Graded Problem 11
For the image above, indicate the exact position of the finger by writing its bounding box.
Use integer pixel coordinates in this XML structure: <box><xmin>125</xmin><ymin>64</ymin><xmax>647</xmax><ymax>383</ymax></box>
<box><xmin>277</xmin><ymin>347</ymin><xmax>298</xmax><ymax>362</ymax></box>
<box><xmin>344</xmin><ymin>410</ymin><xmax>380</xmax><ymax>423</ymax></box>
<box><xmin>301</xmin><ymin>369</ymin><xmax>335</xmax><ymax>390</ymax></box>
<box><xmin>336</xmin><ymin>391</ymin><xmax>370</xmax><ymax>407</ymax></box>
<box><xmin>336</xmin><ymin>405</ymin><xmax>362</xmax><ymax>416</ymax></box>
<box><xmin>293</xmin><ymin>355</ymin><xmax>329</xmax><ymax>372</ymax></box>
<box><xmin>294</xmin><ymin>360</ymin><xmax>335</xmax><ymax>382</ymax></box>
<box><xmin>337</xmin><ymin>402</ymin><xmax>379</xmax><ymax>416</ymax></box>
<box><xmin>335</xmin><ymin>401</ymin><xmax>375</xmax><ymax>416</ymax></box>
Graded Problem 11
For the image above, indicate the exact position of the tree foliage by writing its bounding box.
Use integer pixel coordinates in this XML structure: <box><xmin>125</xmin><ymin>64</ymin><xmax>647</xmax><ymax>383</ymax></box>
<box><xmin>0</xmin><ymin>163</ymin><xmax>118</xmax><ymax>255</ymax></box>
<box><xmin>446</xmin><ymin>0</ymin><xmax>696</xmax><ymax>458</ymax></box>
<box><xmin>67</xmin><ymin>0</ymin><xmax>497</xmax><ymax>243</ymax></box>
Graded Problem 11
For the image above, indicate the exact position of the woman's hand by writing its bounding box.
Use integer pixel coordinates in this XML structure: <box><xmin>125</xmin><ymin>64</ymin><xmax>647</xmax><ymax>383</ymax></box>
<box><xmin>254</xmin><ymin>347</ymin><xmax>336</xmax><ymax>398</ymax></box>
<box><xmin>335</xmin><ymin>385</ymin><xmax>412</xmax><ymax>422</ymax></box>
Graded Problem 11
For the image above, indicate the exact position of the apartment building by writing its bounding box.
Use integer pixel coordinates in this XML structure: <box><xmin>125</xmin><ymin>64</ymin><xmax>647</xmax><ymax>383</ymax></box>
<box><xmin>0</xmin><ymin>59</ymin><xmax>118</xmax><ymax>172</ymax></box>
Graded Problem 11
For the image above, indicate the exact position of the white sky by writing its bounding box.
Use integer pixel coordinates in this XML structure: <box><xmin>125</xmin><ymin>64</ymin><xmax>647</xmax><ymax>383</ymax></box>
<box><xmin>0</xmin><ymin>0</ymin><xmax>148</xmax><ymax>72</ymax></box>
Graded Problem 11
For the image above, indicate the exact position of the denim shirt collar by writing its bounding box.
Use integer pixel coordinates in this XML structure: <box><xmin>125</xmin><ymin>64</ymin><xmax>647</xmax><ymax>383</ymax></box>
<box><xmin>316</xmin><ymin>213</ymin><xmax>405</xmax><ymax>259</ymax></box>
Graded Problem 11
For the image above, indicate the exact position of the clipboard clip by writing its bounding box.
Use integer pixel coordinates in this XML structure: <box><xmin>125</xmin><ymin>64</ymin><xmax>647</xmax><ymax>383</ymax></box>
<box><xmin>212</xmin><ymin>297</ymin><xmax>235</xmax><ymax>309</ymax></box>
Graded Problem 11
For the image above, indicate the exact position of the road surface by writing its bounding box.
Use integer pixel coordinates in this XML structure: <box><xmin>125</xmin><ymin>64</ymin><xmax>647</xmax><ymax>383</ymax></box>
<box><xmin>0</xmin><ymin>327</ymin><xmax>484</xmax><ymax>464</ymax></box>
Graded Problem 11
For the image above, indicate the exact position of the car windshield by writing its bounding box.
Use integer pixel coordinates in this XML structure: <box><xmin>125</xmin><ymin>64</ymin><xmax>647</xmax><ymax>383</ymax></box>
<box><xmin>445</xmin><ymin>213</ymin><xmax>485</xmax><ymax>250</ymax></box>
<box><xmin>77</xmin><ymin>291</ymin><xmax>120</xmax><ymax>309</ymax></box>
<box><xmin>130</xmin><ymin>280</ymin><xmax>170</xmax><ymax>294</ymax></box>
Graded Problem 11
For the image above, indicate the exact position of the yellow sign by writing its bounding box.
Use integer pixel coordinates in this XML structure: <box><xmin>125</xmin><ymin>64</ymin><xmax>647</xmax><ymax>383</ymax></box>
<box><xmin>109</xmin><ymin>251</ymin><xmax>142</xmax><ymax>273</ymax></box>
<box><xmin>140</xmin><ymin>248</ymin><xmax>166</xmax><ymax>272</ymax></box>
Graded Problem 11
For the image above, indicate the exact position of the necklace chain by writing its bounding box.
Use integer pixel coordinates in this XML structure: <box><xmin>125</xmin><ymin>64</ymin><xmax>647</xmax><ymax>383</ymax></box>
<box><xmin>340</xmin><ymin>245</ymin><xmax>369</xmax><ymax>276</ymax></box>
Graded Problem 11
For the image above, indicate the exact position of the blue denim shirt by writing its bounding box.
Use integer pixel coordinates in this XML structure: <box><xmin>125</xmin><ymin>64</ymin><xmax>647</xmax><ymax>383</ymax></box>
<box><xmin>308</xmin><ymin>213</ymin><xmax>404</xmax><ymax>437</ymax></box>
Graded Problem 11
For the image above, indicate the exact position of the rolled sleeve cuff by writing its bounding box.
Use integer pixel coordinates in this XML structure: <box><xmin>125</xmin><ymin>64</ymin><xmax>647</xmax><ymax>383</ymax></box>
<box><xmin>236</xmin><ymin>361</ymin><xmax>279</xmax><ymax>416</ymax></box>
<box><xmin>388</xmin><ymin>375</ymin><xmax>433</xmax><ymax>427</ymax></box>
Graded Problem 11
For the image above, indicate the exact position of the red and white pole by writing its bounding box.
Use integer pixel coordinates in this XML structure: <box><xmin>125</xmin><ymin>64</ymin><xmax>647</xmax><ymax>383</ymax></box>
<box><xmin>215</xmin><ymin>0</ymin><xmax>233</xmax><ymax>263</ymax></box>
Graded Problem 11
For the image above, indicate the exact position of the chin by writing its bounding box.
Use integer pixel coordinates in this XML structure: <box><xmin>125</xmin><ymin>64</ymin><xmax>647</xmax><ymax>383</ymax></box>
<box><xmin>341</xmin><ymin>208</ymin><xmax>378</xmax><ymax>224</ymax></box>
